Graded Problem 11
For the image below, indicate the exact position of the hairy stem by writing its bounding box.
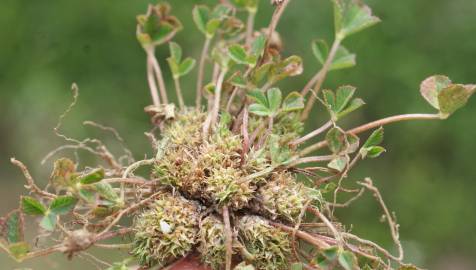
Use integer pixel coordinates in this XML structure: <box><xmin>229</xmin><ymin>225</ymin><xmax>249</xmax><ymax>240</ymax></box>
<box><xmin>203</xmin><ymin>69</ymin><xmax>227</xmax><ymax>137</ymax></box>
<box><xmin>301</xmin><ymin>38</ymin><xmax>342</xmax><ymax>121</ymax></box>
<box><xmin>196</xmin><ymin>38</ymin><xmax>212</xmax><ymax>109</ymax></box>
<box><xmin>146</xmin><ymin>50</ymin><xmax>161</xmax><ymax>107</ymax></box>
<box><xmin>300</xmin><ymin>113</ymin><xmax>441</xmax><ymax>156</ymax></box>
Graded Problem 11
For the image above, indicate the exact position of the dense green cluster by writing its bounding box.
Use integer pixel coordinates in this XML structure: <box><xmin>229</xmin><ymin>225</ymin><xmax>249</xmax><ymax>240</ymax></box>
<box><xmin>256</xmin><ymin>172</ymin><xmax>321</xmax><ymax>223</ymax></box>
<box><xmin>237</xmin><ymin>215</ymin><xmax>291</xmax><ymax>270</ymax></box>
<box><xmin>155</xmin><ymin>110</ymin><xmax>269</xmax><ymax>210</ymax></box>
<box><xmin>131</xmin><ymin>193</ymin><xmax>200</xmax><ymax>267</ymax></box>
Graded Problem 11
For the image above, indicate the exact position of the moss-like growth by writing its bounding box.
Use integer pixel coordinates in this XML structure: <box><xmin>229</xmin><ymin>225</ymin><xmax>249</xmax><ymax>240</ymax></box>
<box><xmin>198</xmin><ymin>215</ymin><xmax>227</xmax><ymax>270</ymax></box>
<box><xmin>257</xmin><ymin>173</ymin><xmax>321</xmax><ymax>223</ymax></box>
<box><xmin>131</xmin><ymin>193</ymin><xmax>200</xmax><ymax>268</ymax></box>
<box><xmin>155</xmin><ymin>111</ymin><xmax>268</xmax><ymax>210</ymax></box>
<box><xmin>237</xmin><ymin>215</ymin><xmax>291</xmax><ymax>270</ymax></box>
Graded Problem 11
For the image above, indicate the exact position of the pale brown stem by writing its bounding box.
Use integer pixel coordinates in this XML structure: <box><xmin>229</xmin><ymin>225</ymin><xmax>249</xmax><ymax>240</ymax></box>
<box><xmin>10</xmin><ymin>158</ymin><xmax>57</xmax><ymax>199</ymax></box>
<box><xmin>301</xmin><ymin>38</ymin><xmax>341</xmax><ymax>121</ymax></box>
<box><xmin>173</xmin><ymin>77</ymin><xmax>185</xmax><ymax>110</ymax></box>
<box><xmin>271</xmin><ymin>222</ymin><xmax>330</xmax><ymax>249</ymax></box>
<box><xmin>300</xmin><ymin>113</ymin><xmax>441</xmax><ymax>156</ymax></box>
<box><xmin>291</xmin><ymin>120</ymin><xmax>333</xmax><ymax>146</ymax></box>
<box><xmin>289</xmin><ymin>155</ymin><xmax>335</xmax><ymax>166</ymax></box>
<box><xmin>146</xmin><ymin>47</ymin><xmax>168</xmax><ymax>104</ymax></box>
<box><xmin>196</xmin><ymin>38</ymin><xmax>212</xmax><ymax>109</ymax></box>
<box><xmin>223</xmin><ymin>206</ymin><xmax>233</xmax><ymax>270</ymax></box>
<box><xmin>147</xmin><ymin>58</ymin><xmax>161</xmax><ymax>107</ymax></box>
<box><xmin>203</xmin><ymin>69</ymin><xmax>227</xmax><ymax>137</ymax></box>
<box><xmin>245</xmin><ymin>10</ymin><xmax>256</xmax><ymax>48</ymax></box>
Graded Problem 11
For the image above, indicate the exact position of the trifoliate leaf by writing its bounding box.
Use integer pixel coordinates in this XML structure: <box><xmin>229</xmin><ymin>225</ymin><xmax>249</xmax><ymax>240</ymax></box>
<box><xmin>192</xmin><ymin>5</ymin><xmax>210</xmax><ymax>35</ymax></box>
<box><xmin>40</xmin><ymin>213</ymin><xmax>57</xmax><ymax>231</ymax></box>
<box><xmin>247</xmin><ymin>89</ymin><xmax>268</xmax><ymax>107</ymax></box>
<box><xmin>79</xmin><ymin>168</ymin><xmax>104</xmax><ymax>185</ymax></box>
<box><xmin>365</xmin><ymin>146</ymin><xmax>386</xmax><ymax>158</ymax></box>
<box><xmin>169</xmin><ymin>42</ymin><xmax>182</xmax><ymax>63</ymax></box>
<box><xmin>50</xmin><ymin>158</ymin><xmax>76</xmax><ymax>188</ymax></box>
<box><xmin>335</xmin><ymin>85</ymin><xmax>356</xmax><ymax>113</ymax></box>
<box><xmin>206</xmin><ymin>19</ymin><xmax>221</xmax><ymax>37</ymax></box>
<box><xmin>337</xmin><ymin>98</ymin><xmax>365</xmax><ymax>119</ymax></box>
<box><xmin>311</xmin><ymin>39</ymin><xmax>329</xmax><ymax>65</ymax></box>
<box><xmin>78</xmin><ymin>189</ymin><xmax>95</xmax><ymax>203</ymax></box>
<box><xmin>362</xmin><ymin>127</ymin><xmax>384</xmax><ymax>148</ymax></box>
<box><xmin>438</xmin><ymin>84</ymin><xmax>475</xmax><ymax>117</ymax></box>
<box><xmin>136</xmin><ymin>3</ymin><xmax>182</xmax><ymax>47</ymax></box>
<box><xmin>328</xmin><ymin>156</ymin><xmax>349</xmax><ymax>172</ymax></box>
<box><xmin>8</xmin><ymin>242</ymin><xmax>30</xmax><ymax>261</ymax></box>
<box><xmin>338</xmin><ymin>250</ymin><xmax>358</xmax><ymax>270</ymax></box>
<box><xmin>267</xmin><ymin>88</ymin><xmax>282</xmax><ymax>113</ymax></box>
<box><xmin>330</xmin><ymin>46</ymin><xmax>356</xmax><ymax>71</ymax></box>
<box><xmin>420</xmin><ymin>75</ymin><xmax>451</xmax><ymax>109</ymax></box>
<box><xmin>21</xmin><ymin>196</ymin><xmax>46</xmax><ymax>216</ymax></box>
<box><xmin>95</xmin><ymin>183</ymin><xmax>120</xmax><ymax>203</ymax></box>
<box><xmin>326</xmin><ymin>128</ymin><xmax>346</xmax><ymax>154</ymax></box>
<box><xmin>333</xmin><ymin>0</ymin><xmax>381</xmax><ymax>40</ymax></box>
<box><xmin>249</xmin><ymin>103</ymin><xmax>272</xmax><ymax>116</ymax></box>
<box><xmin>282</xmin><ymin>91</ymin><xmax>305</xmax><ymax>112</ymax></box>
<box><xmin>178</xmin><ymin>58</ymin><xmax>196</xmax><ymax>77</ymax></box>
<box><xmin>251</xmin><ymin>34</ymin><xmax>266</xmax><ymax>58</ymax></box>
<box><xmin>49</xmin><ymin>196</ymin><xmax>77</xmax><ymax>215</ymax></box>
<box><xmin>5</xmin><ymin>210</ymin><xmax>24</xmax><ymax>244</ymax></box>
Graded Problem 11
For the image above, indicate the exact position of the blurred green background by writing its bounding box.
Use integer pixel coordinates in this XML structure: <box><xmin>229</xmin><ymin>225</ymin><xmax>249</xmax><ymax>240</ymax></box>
<box><xmin>1</xmin><ymin>0</ymin><xmax>475</xmax><ymax>269</ymax></box>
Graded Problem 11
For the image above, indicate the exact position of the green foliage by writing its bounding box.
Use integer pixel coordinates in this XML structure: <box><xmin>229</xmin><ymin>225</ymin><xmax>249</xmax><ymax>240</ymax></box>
<box><xmin>332</xmin><ymin>0</ymin><xmax>380</xmax><ymax>40</ymax></box>
<box><xmin>167</xmin><ymin>42</ymin><xmax>196</xmax><ymax>79</ymax></box>
<box><xmin>136</xmin><ymin>3</ymin><xmax>182</xmax><ymax>47</ymax></box>
<box><xmin>312</xmin><ymin>39</ymin><xmax>356</xmax><ymax>70</ymax></box>
<box><xmin>324</xmin><ymin>85</ymin><xmax>365</xmax><ymax>121</ymax></box>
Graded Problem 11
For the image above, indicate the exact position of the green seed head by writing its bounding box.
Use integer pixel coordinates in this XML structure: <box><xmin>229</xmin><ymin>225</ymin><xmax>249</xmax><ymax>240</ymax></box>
<box><xmin>198</xmin><ymin>215</ymin><xmax>227</xmax><ymax>270</ymax></box>
<box><xmin>237</xmin><ymin>215</ymin><xmax>291</xmax><ymax>270</ymax></box>
<box><xmin>131</xmin><ymin>193</ymin><xmax>200</xmax><ymax>268</ymax></box>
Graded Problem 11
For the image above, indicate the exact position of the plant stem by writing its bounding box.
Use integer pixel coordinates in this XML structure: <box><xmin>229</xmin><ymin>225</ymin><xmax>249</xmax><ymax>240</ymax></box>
<box><xmin>146</xmin><ymin>47</ymin><xmax>169</xmax><ymax>104</ymax></box>
<box><xmin>146</xmin><ymin>57</ymin><xmax>161</xmax><ymax>107</ymax></box>
<box><xmin>245</xmin><ymin>10</ymin><xmax>256</xmax><ymax>48</ymax></box>
<box><xmin>203</xmin><ymin>69</ymin><xmax>227</xmax><ymax>137</ymax></box>
<box><xmin>223</xmin><ymin>206</ymin><xmax>233</xmax><ymax>270</ymax></box>
<box><xmin>271</xmin><ymin>222</ymin><xmax>330</xmax><ymax>249</ymax></box>
<box><xmin>290</xmin><ymin>120</ymin><xmax>333</xmax><ymax>146</ymax></box>
<box><xmin>196</xmin><ymin>37</ymin><xmax>212</xmax><ymax>109</ymax></box>
<box><xmin>301</xmin><ymin>38</ymin><xmax>342</xmax><ymax>121</ymax></box>
<box><xmin>300</xmin><ymin>113</ymin><xmax>441</xmax><ymax>156</ymax></box>
<box><xmin>289</xmin><ymin>155</ymin><xmax>335</xmax><ymax>166</ymax></box>
<box><xmin>173</xmin><ymin>77</ymin><xmax>185</xmax><ymax>110</ymax></box>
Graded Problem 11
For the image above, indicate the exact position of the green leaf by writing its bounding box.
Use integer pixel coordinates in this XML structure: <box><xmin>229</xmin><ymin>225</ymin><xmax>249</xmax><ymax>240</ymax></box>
<box><xmin>206</xmin><ymin>18</ymin><xmax>221</xmax><ymax>37</ymax></box>
<box><xmin>326</xmin><ymin>128</ymin><xmax>346</xmax><ymax>154</ymax></box>
<box><xmin>251</xmin><ymin>34</ymin><xmax>266</xmax><ymax>58</ymax></box>
<box><xmin>311</xmin><ymin>39</ymin><xmax>329</xmax><ymax>65</ymax></box>
<box><xmin>333</xmin><ymin>0</ymin><xmax>380</xmax><ymax>40</ymax></box>
<box><xmin>78</xmin><ymin>188</ymin><xmax>95</xmax><ymax>203</ymax></box>
<box><xmin>79</xmin><ymin>168</ymin><xmax>104</xmax><ymax>185</ymax></box>
<box><xmin>233</xmin><ymin>0</ymin><xmax>259</xmax><ymax>12</ymax></box>
<box><xmin>192</xmin><ymin>5</ymin><xmax>210</xmax><ymax>35</ymax></box>
<box><xmin>40</xmin><ymin>213</ymin><xmax>57</xmax><ymax>231</ymax></box>
<box><xmin>312</xmin><ymin>40</ymin><xmax>355</xmax><ymax>71</ymax></box>
<box><xmin>365</xmin><ymin>146</ymin><xmax>386</xmax><ymax>158</ymax></box>
<box><xmin>21</xmin><ymin>196</ymin><xmax>46</xmax><ymax>216</ymax></box>
<box><xmin>345</xmin><ymin>133</ymin><xmax>360</xmax><ymax>153</ymax></box>
<box><xmin>249</xmin><ymin>103</ymin><xmax>271</xmax><ymax>116</ymax></box>
<box><xmin>178</xmin><ymin>58</ymin><xmax>196</xmax><ymax>77</ymax></box>
<box><xmin>322</xmin><ymin>246</ymin><xmax>339</xmax><ymax>261</ymax></box>
<box><xmin>251</xmin><ymin>62</ymin><xmax>272</xmax><ymax>85</ymax></box>
<box><xmin>8</xmin><ymin>242</ymin><xmax>30</xmax><ymax>261</ymax></box>
<box><xmin>398</xmin><ymin>265</ymin><xmax>419</xmax><ymax>270</ymax></box>
<box><xmin>229</xmin><ymin>72</ymin><xmax>247</xmax><ymax>88</ymax></box>
<box><xmin>323</xmin><ymin>89</ymin><xmax>336</xmax><ymax>111</ymax></box>
<box><xmin>338</xmin><ymin>250</ymin><xmax>358</xmax><ymax>270</ymax></box>
<box><xmin>211</xmin><ymin>4</ymin><xmax>232</xmax><ymax>19</ymax></box>
<box><xmin>438</xmin><ymin>84</ymin><xmax>475</xmax><ymax>117</ymax></box>
<box><xmin>328</xmin><ymin>156</ymin><xmax>348</xmax><ymax>172</ymax></box>
<box><xmin>95</xmin><ymin>183</ymin><xmax>120</xmax><ymax>203</ymax></box>
<box><xmin>49</xmin><ymin>196</ymin><xmax>77</xmax><ymax>215</ymax></box>
<box><xmin>335</xmin><ymin>85</ymin><xmax>356</xmax><ymax>113</ymax></box>
<box><xmin>169</xmin><ymin>42</ymin><xmax>182</xmax><ymax>62</ymax></box>
<box><xmin>362</xmin><ymin>127</ymin><xmax>384</xmax><ymax>148</ymax></box>
<box><xmin>267</xmin><ymin>88</ymin><xmax>282</xmax><ymax>113</ymax></box>
<box><xmin>228</xmin><ymin>44</ymin><xmax>252</xmax><ymax>65</ymax></box>
<box><xmin>5</xmin><ymin>210</ymin><xmax>23</xmax><ymax>244</ymax></box>
<box><xmin>282</xmin><ymin>91</ymin><xmax>305</xmax><ymax>112</ymax></box>
<box><xmin>420</xmin><ymin>75</ymin><xmax>451</xmax><ymax>109</ymax></box>
<box><xmin>337</xmin><ymin>98</ymin><xmax>365</xmax><ymax>119</ymax></box>
<box><xmin>136</xmin><ymin>4</ymin><xmax>182</xmax><ymax>46</ymax></box>
<box><xmin>268</xmin><ymin>134</ymin><xmax>292</xmax><ymax>165</ymax></box>
<box><xmin>330</xmin><ymin>46</ymin><xmax>356</xmax><ymax>71</ymax></box>
<box><xmin>247</xmin><ymin>89</ymin><xmax>268</xmax><ymax>107</ymax></box>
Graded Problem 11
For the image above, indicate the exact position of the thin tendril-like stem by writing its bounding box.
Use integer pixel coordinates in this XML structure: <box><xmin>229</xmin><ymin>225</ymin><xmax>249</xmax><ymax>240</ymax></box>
<box><xmin>196</xmin><ymin>38</ymin><xmax>212</xmax><ymax>109</ymax></box>
<box><xmin>300</xmin><ymin>113</ymin><xmax>441</xmax><ymax>156</ymax></box>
